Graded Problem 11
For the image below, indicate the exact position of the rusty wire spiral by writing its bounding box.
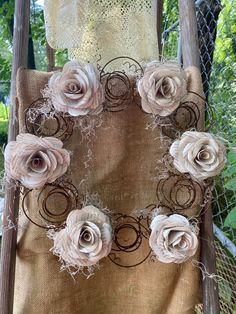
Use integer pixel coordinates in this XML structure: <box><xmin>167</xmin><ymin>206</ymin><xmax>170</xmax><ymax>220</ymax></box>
<box><xmin>108</xmin><ymin>205</ymin><xmax>156</xmax><ymax>268</ymax></box>
<box><xmin>156</xmin><ymin>174</ymin><xmax>204</xmax><ymax>213</ymax></box>
<box><xmin>25</xmin><ymin>98</ymin><xmax>74</xmax><ymax>142</ymax></box>
<box><xmin>160</xmin><ymin>100</ymin><xmax>201</xmax><ymax>139</ymax></box>
<box><xmin>22</xmin><ymin>180</ymin><xmax>80</xmax><ymax>229</ymax></box>
<box><xmin>100</xmin><ymin>56</ymin><xmax>143</xmax><ymax>112</ymax></box>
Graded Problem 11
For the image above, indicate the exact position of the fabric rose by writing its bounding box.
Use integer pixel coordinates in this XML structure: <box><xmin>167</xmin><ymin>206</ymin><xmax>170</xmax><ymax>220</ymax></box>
<box><xmin>4</xmin><ymin>133</ymin><xmax>70</xmax><ymax>189</ymax></box>
<box><xmin>51</xmin><ymin>206</ymin><xmax>112</xmax><ymax>267</ymax></box>
<box><xmin>170</xmin><ymin>131</ymin><xmax>226</xmax><ymax>180</ymax></box>
<box><xmin>149</xmin><ymin>214</ymin><xmax>198</xmax><ymax>263</ymax></box>
<box><xmin>48</xmin><ymin>60</ymin><xmax>104</xmax><ymax>116</ymax></box>
<box><xmin>137</xmin><ymin>62</ymin><xmax>187</xmax><ymax>116</ymax></box>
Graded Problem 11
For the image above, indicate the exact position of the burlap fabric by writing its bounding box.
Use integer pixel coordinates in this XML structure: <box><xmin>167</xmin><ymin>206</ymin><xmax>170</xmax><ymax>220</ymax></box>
<box><xmin>13</xmin><ymin>67</ymin><xmax>204</xmax><ymax>314</ymax></box>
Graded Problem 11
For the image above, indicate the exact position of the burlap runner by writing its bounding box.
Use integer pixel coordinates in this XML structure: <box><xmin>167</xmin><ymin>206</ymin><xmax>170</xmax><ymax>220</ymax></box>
<box><xmin>13</xmin><ymin>67</ymin><xmax>204</xmax><ymax>314</ymax></box>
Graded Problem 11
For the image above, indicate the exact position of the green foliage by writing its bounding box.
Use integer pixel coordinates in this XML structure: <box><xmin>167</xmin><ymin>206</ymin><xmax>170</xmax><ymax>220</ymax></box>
<box><xmin>0</xmin><ymin>102</ymin><xmax>8</xmax><ymax>148</ymax></box>
<box><xmin>30</xmin><ymin>3</ymin><xmax>68</xmax><ymax>70</ymax></box>
<box><xmin>218</xmin><ymin>278</ymin><xmax>232</xmax><ymax>303</ymax></box>
<box><xmin>0</xmin><ymin>0</ymin><xmax>14</xmax><ymax>41</ymax></box>
<box><xmin>0</xmin><ymin>101</ymin><xmax>9</xmax><ymax>121</ymax></box>
<box><xmin>208</xmin><ymin>0</ymin><xmax>236</xmax><ymax>142</ymax></box>
<box><xmin>224</xmin><ymin>207</ymin><xmax>236</xmax><ymax>229</ymax></box>
<box><xmin>225</xmin><ymin>151</ymin><xmax>236</xmax><ymax>165</ymax></box>
<box><xmin>162</xmin><ymin>0</ymin><xmax>178</xmax><ymax>58</ymax></box>
<box><xmin>31</xmin><ymin>3</ymin><xmax>47</xmax><ymax>71</ymax></box>
<box><xmin>31</xmin><ymin>5</ymin><xmax>45</xmax><ymax>46</ymax></box>
<box><xmin>0</xmin><ymin>0</ymin><xmax>68</xmax><ymax>90</ymax></box>
<box><xmin>0</xmin><ymin>129</ymin><xmax>7</xmax><ymax>143</ymax></box>
<box><xmin>201</xmin><ymin>0</ymin><xmax>236</xmax><ymax>233</ymax></box>
<box><xmin>0</xmin><ymin>0</ymin><xmax>14</xmax><ymax>97</ymax></box>
<box><xmin>223</xmin><ymin>149</ymin><xmax>236</xmax><ymax>229</ymax></box>
<box><xmin>0</xmin><ymin>102</ymin><xmax>8</xmax><ymax>172</ymax></box>
<box><xmin>214</xmin><ymin>0</ymin><xmax>236</xmax><ymax>65</ymax></box>
<box><xmin>55</xmin><ymin>50</ymin><xmax>69</xmax><ymax>68</ymax></box>
<box><xmin>222</xmin><ymin>163</ymin><xmax>236</xmax><ymax>178</ymax></box>
<box><xmin>223</xmin><ymin>149</ymin><xmax>236</xmax><ymax>191</ymax></box>
<box><xmin>163</xmin><ymin>0</ymin><xmax>178</xmax><ymax>26</ymax></box>
<box><xmin>225</xmin><ymin>178</ymin><xmax>236</xmax><ymax>191</ymax></box>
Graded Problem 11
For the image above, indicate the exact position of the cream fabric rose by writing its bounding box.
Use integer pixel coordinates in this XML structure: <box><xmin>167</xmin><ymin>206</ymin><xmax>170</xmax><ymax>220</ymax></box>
<box><xmin>137</xmin><ymin>62</ymin><xmax>187</xmax><ymax>116</ymax></box>
<box><xmin>170</xmin><ymin>131</ymin><xmax>226</xmax><ymax>180</ymax></box>
<box><xmin>48</xmin><ymin>60</ymin><xmax>104</xmax><ymax>116</ymax></box>
<box><xmin>149</xmin><ymin>214</ymin><xmax>198</xmax><ymax>263</ymax></box>
<box><xmin>4</xmin><ymin>133</ymin><xmax>70</xmax><ymax>189</ymax></box>
<box><xmin>52</xmin><ymin>206</ymin><xmax>112</xmax><ymax>267</ymax></box>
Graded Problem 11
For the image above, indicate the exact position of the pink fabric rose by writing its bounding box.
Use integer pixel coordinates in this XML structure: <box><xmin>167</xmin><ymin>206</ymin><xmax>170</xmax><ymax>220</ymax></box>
<box><xmin>51</xmin><ymin>206</ymin><xmax>112</xmax><ymax>267</ymax></box>
<box><xmin>149</xmin><ymin>214</ymin><xmax>198</xmax><ymax>263</ymax></box>
<box><xmin>170</xmin><ymin>131</ymin><xmax>226</xmax><ymax>181</ymax></box>
<box><xmin>4</xmin><ymin>133</ymin><xmax>70</xmax><ymax>189</ymax></box>
<box><xmin>48</xmin><ymin>60</ymin><xmax>104</xmax><ymax>116</ymax></box>
<box><xmin>138</xmin><ymin>62</ymin><xmax>187</xmax><ymax>116</ymax></box>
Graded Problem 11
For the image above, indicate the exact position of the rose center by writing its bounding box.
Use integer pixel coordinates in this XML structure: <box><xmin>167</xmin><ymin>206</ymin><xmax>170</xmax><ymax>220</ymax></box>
<box><xmin>167</xmin><ymin>230</ymin><xmax>186</xmax><ymax>250</ymax></box>
<box><xmin>162</xmin><ymin>79</ymin><xmax>172</xmax><ymax>95</ymax></box>
<box><xmin>157</xmin><ymin>77</ymin><xmax>176</xmax><ymax>99</ymax></box>
<box><xmin>68</xmin><ymin>82</ymin><xmax>83</xmax><ymax>94</ymax></box>
<box><xmin>197</xmin><ymin>149</ymin><xmax>210</xmax><ymax>161</ymax></box>
<box><xmin>29</xmin><ymin>154</ymin><xmax>46</xmax><ymax>173</ymax></box>
<box><xmin>81</xmin><ymin>228</ymin><xmax>92</xmax><ymax>243</ymax></box>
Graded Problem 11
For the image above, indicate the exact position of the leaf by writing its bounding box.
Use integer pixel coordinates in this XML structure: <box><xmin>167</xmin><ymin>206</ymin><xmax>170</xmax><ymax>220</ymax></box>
<box><xmin>219</xmin><ymin>279</ymin><xmax>232</xmax><ymax>303</ymax></box>
<box><xmin>227</xmin><ymin>151</ymin><xmax>236</xmax><ymax>164</ymax></box>
<box><xmin>224</xmin><ymin>207</ymin><xmax>236</xmax><ymax>229</ymax></box>
<box><xmin>225</xmin><ymin>178</ymin><xmax>236</xmax><ymax>190</ymax></box>
<box><xmin>231</xmin><ymin>24</ymin><xmax>236</xmax><ymax>32</ymax></box>
<box><xmin>222</xmin><ymin>163</ymin><xmax>236</xmax><ymax>177</ymax></box>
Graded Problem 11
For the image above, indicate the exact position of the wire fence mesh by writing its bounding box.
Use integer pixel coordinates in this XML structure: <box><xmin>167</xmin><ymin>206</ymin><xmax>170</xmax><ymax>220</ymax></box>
<box><xmin>163</xmin><ymin>0</ymin><xmax>236</xmax><ymax>312</ymax></box>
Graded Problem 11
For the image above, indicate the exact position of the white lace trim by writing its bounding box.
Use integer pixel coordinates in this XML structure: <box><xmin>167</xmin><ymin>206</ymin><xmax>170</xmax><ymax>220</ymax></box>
<box><xmin>44</xmin><ymin>0</ymin><xmax>159</xmax><ymax>68</ymax></box>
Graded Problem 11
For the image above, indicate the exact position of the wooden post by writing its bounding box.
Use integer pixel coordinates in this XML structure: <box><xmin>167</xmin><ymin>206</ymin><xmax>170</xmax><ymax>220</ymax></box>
<box><xmin>177</xmin><ymin>31</ymin><xmax>182</xmax><ymax>65</ymax></box>
<box><xmin>156</xmin><ymin>0</ymin><xmax>164</xmax><ymax>59</ymax></box>
<box><xmin>0</xmin><ymin>1</ymin><xmax>30</xmax><ymax>313</ymax></box>
<box><xmin>200</xmin><ymin>208</ymin><xmax>220</xmax><ymax>314</ymax></box>
<box><xmin>178</xmin><ymin>1</ymin><xmax>220</xmax><ymax>314</ymax></box>
<box><xmin>46</xmin><ymin>41</ymin><xmax>55</xmax><ymax>72</ymax></box>
<box><xmin>178</xmin><ymin>0</ymin><xmax>200</xmax><ymax>68</ymax></box>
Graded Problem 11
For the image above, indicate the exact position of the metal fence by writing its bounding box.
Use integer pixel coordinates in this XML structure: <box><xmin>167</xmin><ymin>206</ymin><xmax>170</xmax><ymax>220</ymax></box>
<box><xmin>163</xmin><ymin>0</ymin><xmax>236</xmax><ymax>312</ymax></box>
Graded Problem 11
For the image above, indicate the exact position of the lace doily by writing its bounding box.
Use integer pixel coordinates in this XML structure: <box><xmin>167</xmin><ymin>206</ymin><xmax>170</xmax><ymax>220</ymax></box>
<box><xmin>44</xmin><ymin>0</ymin><xmax>159</xmax><ymax>68</ymax></box>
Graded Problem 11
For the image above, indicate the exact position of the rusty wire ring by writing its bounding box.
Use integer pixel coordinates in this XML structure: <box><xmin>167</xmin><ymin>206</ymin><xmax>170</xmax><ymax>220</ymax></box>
<box><xmin>108</xmin><ymin>212</ymin><xmax>151</xmax><ymax>268</ymax></box>
<box><xmin>170</xmin><ymin>101</ymin><xmax>200</xmax><ymax>131</ymax></box>
<box><xmin>22</xmin><ymin>180</ymin><xmax>80</xmax><ymax>229</ymax></box>
<box><xmin>108</xmin><ymin>251</ymin><xmax>152</xmax><ymax>268</ymax></box>
<box><xmin>100</xmin><ymin>56</ymin><xmax>144</xmax><ymax>77</ymax></box>
<box><xmin>39</xmin><ymin>189</ymin><xmax>73</xmax><ymax>224</ymax></box>
<box><xmin>112</xmin><ymin>215</ymin><xmax>143</xmax><ymax>252</ymax></box>
<box><xmin>144</xmin><ymin>204</ymin><xmax>158</xmax><ymax>230</ymax></box>
<box><xmin>156</xmin><ymin>173</ymin><xmax>204</xmax><ymax>213</ymax></box>
<box><xmin>100</xmin><ymin>56</ymin><xmax>144</xmax><ymax>112</ymax></box>
<box><xmin>102</xmin><ymin>71</ymin><xmax>132</xmax><ymax>111</ymax></box>
<box><xmin>25</xmin><ymin>98</ymin><xmax>74</xmax><ymax>142</ymax></box>
<box><xmin>161</xmin><ymin>100</ymin><xmax>201</xmax><ymax>139</ymax></box>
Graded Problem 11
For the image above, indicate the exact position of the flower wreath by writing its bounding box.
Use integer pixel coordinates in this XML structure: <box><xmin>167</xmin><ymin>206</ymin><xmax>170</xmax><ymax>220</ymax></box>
<box><xmin>4</xmin><ymin>58</ymin><xmax>227</xmax><ymax>276</ymax></box>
